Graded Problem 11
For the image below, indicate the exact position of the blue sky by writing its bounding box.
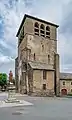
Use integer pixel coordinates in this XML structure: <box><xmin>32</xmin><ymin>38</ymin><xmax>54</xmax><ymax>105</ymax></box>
<box><xmin>0</xmin><ymin>0</ymin><xmax>72</xmax><ymax>76</ymax></box>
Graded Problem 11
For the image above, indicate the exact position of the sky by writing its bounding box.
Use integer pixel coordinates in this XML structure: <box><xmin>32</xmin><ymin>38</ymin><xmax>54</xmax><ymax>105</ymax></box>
<box><xmin>0</xmin><ymin>0</ymin><xmax>72</xmax><ymax>76</ymax></box>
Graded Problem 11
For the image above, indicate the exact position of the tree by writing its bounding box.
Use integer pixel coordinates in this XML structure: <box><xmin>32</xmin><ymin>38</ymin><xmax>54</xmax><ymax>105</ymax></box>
<box><xmin>0</xmin><ymin>73</ymin><xmax>7</xmax><ymax>87</ymax></box>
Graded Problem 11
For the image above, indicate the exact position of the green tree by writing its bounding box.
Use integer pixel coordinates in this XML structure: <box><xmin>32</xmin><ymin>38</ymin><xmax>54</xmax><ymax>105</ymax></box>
<box><xmin>0</xmin><ymin>73</ymin><xmax>7</xmax><ymax>87</ymax></box>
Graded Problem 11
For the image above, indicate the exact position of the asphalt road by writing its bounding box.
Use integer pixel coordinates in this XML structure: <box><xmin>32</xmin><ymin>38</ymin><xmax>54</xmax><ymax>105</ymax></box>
<box><xmin>0</xmin><ymin>94</ymin><xmax>72</xmax><ymax>120</ymax></box>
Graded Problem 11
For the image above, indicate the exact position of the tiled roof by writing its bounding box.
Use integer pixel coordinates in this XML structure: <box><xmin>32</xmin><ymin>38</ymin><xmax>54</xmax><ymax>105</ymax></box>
<box><xmin>60</xmin><ymin>73</ymin><xmax>72</xmax><ymax>80</ymax></box>
<box><xmin>28</xmin><ymin>61</ymin><xmax>54</xmax><ymax>70</ymax></box>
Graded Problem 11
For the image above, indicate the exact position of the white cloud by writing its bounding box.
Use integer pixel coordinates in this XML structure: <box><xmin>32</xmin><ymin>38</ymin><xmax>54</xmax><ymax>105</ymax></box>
<box><xmin>0</xmin><ymin>52</ymin><xmax>15</xmax><ymax>75</ymax></box>
<box><xmin>0</xmin><ymin>0</ymin><xmax>72</xmax><ymax>75</ymax></box>
<box><xmin>0</xmin><ymin>53</ymin><xmax>14</xmax><ymax>63</ymax></box>
<box><xmin>0</xmin><ymin>0</ymin><xmax>34</xmax><ymax>75</ymax></box>
<box><xmin>0</xmin><ymin>39</ymin><xmax>11</xmax><ymax>49</ymax></box>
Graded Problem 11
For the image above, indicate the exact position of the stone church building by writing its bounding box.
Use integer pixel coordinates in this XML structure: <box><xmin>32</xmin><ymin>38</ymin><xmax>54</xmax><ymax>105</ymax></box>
<box><xmin>15</xmin><ymin>14</ymin><xmax>72</xmax><ymax>96</ymax></box>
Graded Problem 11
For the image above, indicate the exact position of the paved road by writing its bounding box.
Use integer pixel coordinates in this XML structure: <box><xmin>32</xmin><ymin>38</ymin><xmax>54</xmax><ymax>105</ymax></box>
<box><xmin>0</xmin><ymin>93</ymin><xmax>72</xmax><ymax>120</ymax></box>
<box><xmin>0</xmin><ymin>92</ymin><xmax>7</xmax><ymax>101</ymax></box>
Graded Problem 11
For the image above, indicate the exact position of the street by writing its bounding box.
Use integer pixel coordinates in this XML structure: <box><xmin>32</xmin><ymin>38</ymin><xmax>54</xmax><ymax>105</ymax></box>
<box><xmin>0</xmin><ymin>93</ymin><xmax>72</xmax><ymax>120</ymax></box>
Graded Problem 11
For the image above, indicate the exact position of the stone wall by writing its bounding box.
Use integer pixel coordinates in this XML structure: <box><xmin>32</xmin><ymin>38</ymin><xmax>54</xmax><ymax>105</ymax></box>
<box><xmin>18</xmin><ymin>35</ymin><xmax>27</xmax><ymax>62</ymax></box>
<box><xmin>24</xmin><ymin>17</ymin><xmax>57</xmax><ymax>40</ymax></box>
<box><xmin>28</xmin><ymin>65</ymin><xmax>33</xmax><ymax>94</ymax></box>
<box><xmin>17</xmin><ymin>16</ymin><xmax>59</xmax><ymax>96</ymax></box>
<box><xmin>27</xmin><ymin>34</ymin><xmax>56</xmax><ymax>67</ymax></box>
<box><xmin>18</xmin><ymin>16</ymin><xmax>58</xmax><ymax>66</ymax></box>
<box><xmin>30</xmin><ymin>88</ymin><xmax>54</xmax><ymax>97</ymax></box>
<box><xmin>32</xmin><ymin>70</ymin><xmax>55</xmax><ymax>96</ymax></box>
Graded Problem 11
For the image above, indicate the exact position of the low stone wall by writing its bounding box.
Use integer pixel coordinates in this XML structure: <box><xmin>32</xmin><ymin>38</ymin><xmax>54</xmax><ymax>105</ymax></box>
<box><xmin>28</xmin><ymin>89</ymin><xmax>55</xmax><ymax>97</ymax></box>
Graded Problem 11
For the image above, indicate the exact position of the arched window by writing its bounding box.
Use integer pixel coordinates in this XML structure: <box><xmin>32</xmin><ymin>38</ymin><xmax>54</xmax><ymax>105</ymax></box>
<box><xmin>46</xmin><ymin>26</ymin><xmax>50</xmax><ymax>38</ymax></box>
<box><xmin>35</xmin><ymin>22</ymin><xmax>39</xmax><ymax>28</ymax></box>
<box><xmin>40</xmin><ymin>24</ymin><xmax>44</xmax><ymax>29</ymax></box>
<box><xmin>34</xmin><ymin>53</ymin><xmax>36</xmax><ymax>60</ymax></box>
<box><xmin>48</xmin><ymin>55</ymin><xmax>50</xmax><ymax>64</ymax></box>
<box><xmin>34</xmin><ymin>22</ymin><xmax>39</xmax><ymax>35</ymax></box>
<box><xmin>40</xmin><ymin>24</ymin><xmax>45</xmax><ymax>37</ymax></box>
<box><xmin>46</xmin><ymin>26</ymin><xmax>50</xmax><ymax>31</ymax></box>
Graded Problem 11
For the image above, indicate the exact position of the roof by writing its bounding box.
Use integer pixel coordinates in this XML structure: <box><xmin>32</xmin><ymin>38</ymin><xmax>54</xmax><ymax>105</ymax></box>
<box><xmin>28</xmin><ymin>61</ymin><xmax>54</xmax><ymax>70</ymax></box>
<box><xmin>16</xmin><ymin>14</ymin><xmax>59</xmax><ymax>37</ymax></box>
<box><xmin>15</xmin><ymin>57</ymin><xmax>18</xmax><ymax>61</ymax></box>
<box><xmin>60</xmin><ymin>73</ymin><xmax>72</xmax><ymax>80</ymax></box>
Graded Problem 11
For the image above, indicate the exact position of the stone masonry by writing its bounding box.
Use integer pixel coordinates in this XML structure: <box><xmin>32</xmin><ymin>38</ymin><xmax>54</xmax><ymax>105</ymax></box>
<box><xmin>15</xmin><ymin>14</ymin><xmax>60</xmax><ymax>96</ymax></box>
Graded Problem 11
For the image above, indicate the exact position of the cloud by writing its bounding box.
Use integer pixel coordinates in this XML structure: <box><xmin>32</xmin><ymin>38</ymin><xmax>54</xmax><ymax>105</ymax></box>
<box><xmin>0</xmin><ymin>0</ymin><xmax>35</xmax><ymax>75</ymax></box>
<box><xmin>0</xmin><ymin>0</ymin><xmax>72</xmax><ymax>75</ymax></box>
<box><xmin>60</xmin><ymin>1</ymin><xmax>72</xmax><ymax>35</ymax></box>
<box><xmin>0</xmin><ymin>61</ymin><xmax>15</xmax><ymax>77</ymax></box>
<box><xmin>0</xmin><ymin>52</ymin><xmax>14</xmax><ymax>63</ymax></box>
<box><xmin>57</xmin><ymin>0</ymin><xmax>72</xmax><ymax>72</ymax></box>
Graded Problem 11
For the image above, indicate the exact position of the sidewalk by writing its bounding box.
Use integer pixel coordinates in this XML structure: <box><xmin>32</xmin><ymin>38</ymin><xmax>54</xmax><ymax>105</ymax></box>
<box><xmin>0</xmin><ymin>92</ymin><xmax>33</xmax><ymax>108</ymax></box>
<box><xmin>0</xmin><ymin>92</ymin><xmax>28</xmax><ymax>97</ymax></box>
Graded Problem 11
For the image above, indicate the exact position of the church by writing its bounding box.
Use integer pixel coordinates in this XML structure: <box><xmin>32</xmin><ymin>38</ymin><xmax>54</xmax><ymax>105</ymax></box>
<box><xmin>15</xmin><ymin>14</ymin><xmax>72</xmax><ymax>96</ymax></box>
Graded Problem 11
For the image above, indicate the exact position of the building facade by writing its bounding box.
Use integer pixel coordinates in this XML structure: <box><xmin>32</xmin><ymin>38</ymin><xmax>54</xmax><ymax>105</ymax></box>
<box><xmin>15</xmin><ymin>14</ymin><xmax>60</xmax><ymax>96</ymax></box>
<box><xmin>60</xmin><ymin>73</ymin><xmax>72</xmax><ymax>95</ymax></box>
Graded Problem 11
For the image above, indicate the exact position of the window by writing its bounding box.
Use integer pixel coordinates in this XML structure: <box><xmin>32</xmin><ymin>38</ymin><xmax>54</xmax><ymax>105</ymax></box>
<box><xmin>34</xmin><ymin>22</ymin><xmax>39</xmax><ymax>35</ymax></box>
<box><xmin>34</xmin><ymin>53</ymin><xmax>36</xmax><ymax>60</ymax></box>
<box><xmin>63</xmin><ymin>81</ymin><xmax>65</xmax><ymax>85</ymax></box>
<box><xmin>42</xmin><ymin>45</ymin><xmax>44</xmax><ymax>51</ymax></box>
<box><xmin>71</xmin><ymin>82</ymin><xmax>72</xmax><ymax>85</ymax></box>
<box><xmin>46</xmin><ymin>32</ymin><xmax>50</xmax><ymax>35</ymax></box>
<box><xmin>46</xmin><ymin>26</ymin><xmax>50</xmax><ymax>31</ymax></box>
<box><xmin>43</xmin><ymin>70</ymin><xmax>46</xmax><ymax>79</ymax></box>
<box><xmin>34</xmin><ymin>29</ymin><xmax>39</xmax><ymax>33</ymax></box>
<box><xmin>40</xmin><ymin>30</ymin><xmax>44</xmax><ymax>34</ymax></box>
<box><xmin>48</xmin><ymin>55</ymin><xmax>50</xmax><ymax>64</ymax></box>
<box><xmin>71</xmin><ymin>89</ymin><xmax>72</xmax><ymax>92</ymax></box>
<box><xmin>40</xmin><ymin>24</ymin><xmax>45</xmax><ymax>37</ymax></box>
<box><xmin>46</xmin><ymin>26</ymin><xmax>50</xmax><ymax>38</ymax></box>
<box><xmin>35</xmin><ymin>22</ymin><xmax>39</xmax><ymax>28</ymax></box>
<box><xmin>43</xmin><ymin>84</ymin><xmax>46</xmax><ymax>90</ymax></box>
<box><xmin>41</xmin><ymin>24</ymin><xmax>44</xmax><ymax>29</ymax></box>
